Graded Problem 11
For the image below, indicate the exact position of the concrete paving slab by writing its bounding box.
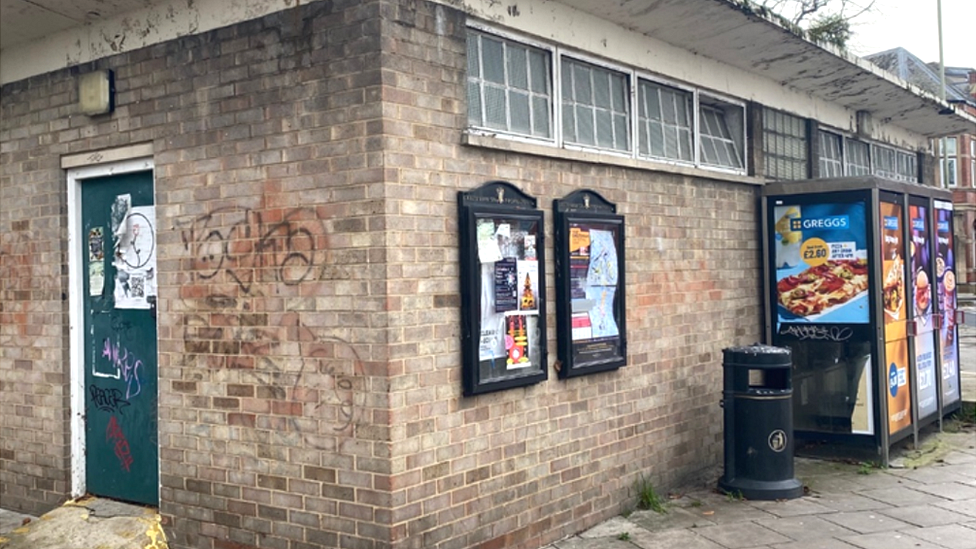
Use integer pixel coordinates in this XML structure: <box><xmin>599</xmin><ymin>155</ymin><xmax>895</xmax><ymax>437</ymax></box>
<box><xmin>754</xmin><ymin>515</ymin><xmax>858</xmax><ymax>542</ymax></box>
<box><xmin>875</xmin><ymin>504</ymin><xmax>974</xmax><ymax>527</ymax></box>
<box><xmin>910</xmin><ymin>482</ymin><xmax>976</xmax><ymax>502</ymax></box>
<box><xmin>693</xmin><ymin>521</ymin><xmax>794</xmax><ymax>548</ymax></box>
<box><xmin>552</xmin><ymin>535</ymin><xmax>636</xmax><ymax>549</ymax></box>
<box><xmin>900</xmin><ymin>524</ymin><xmax>976</xmax><ymax>549</ymax></box>
<box><xmin>856</xmin><ymin>485</ymin><xmax>947</xmax><ymax>506</ymax></box>
<box><xmin>0</xmin><ymin>509</ymin><xmax>36</xmax><ymax>537</ymax></box>
<box><xmin>746</xmin><ymin>497</ymin><xmax>837</xmax><ymax>518</ymax></box>
<box><xmin>819</xmin><ymin>510</ymin><xmax>914</xmax><ymax>534</ymax></box>
<box><xmin>628</xmin><ymin>507</ymin><xmax>717</xmax><ymax>532</ymax></box>
<box><xmin>939</xmin><ymin>451</ymin><xmax>976</xmax><ymax>466</ymax></box>
<box><xmin>843</xmin><ymin>473</ymin><xmax>923</xmax><ymax>490</ymax></box>
<box><xmin>885</xmin><ymin>465</ymin><xmax>975</xmax><ymax>485</ymax></box>
<box><xmin>769</xmin><ymin>539</ymin><xmax>862</xmax><ymax>549</ymax></box>
<box><xmin>677</xmin><ymin>497</ymin><xmax>780</xmax><ymax>525</ymax></box>
<box><xmin>932</xmin><ymin>498</ymin><xmax>976</xmax><ymax>519</ymax></box>
<box><xmin>577</xmin><ymin>516</ymin><xmax>635</xmax><ymax>538</ymax></box>
<box><xmin>806</xmin><ymin>493</ymin><xmax>893</xmax><ymax>513</ymax></box>
<box><xmin>628</xmin><ymin>528</ymin><xmax>724</xmax><ymax>549</ymax></box>
<box><xmin>838</xmin><ymin>530</ymin><xmax>945</xmax><ymax>549</ymax></box>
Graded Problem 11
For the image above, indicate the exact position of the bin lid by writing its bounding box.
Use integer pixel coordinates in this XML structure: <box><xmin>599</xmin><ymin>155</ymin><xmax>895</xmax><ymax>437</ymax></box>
<box><xmin>722</xmin><ymin>344</ymin><xmax>791</xmax><ymax>369</ymax></box>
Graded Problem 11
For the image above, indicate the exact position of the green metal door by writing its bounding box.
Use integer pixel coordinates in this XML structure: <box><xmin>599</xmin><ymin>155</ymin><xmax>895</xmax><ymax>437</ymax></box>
<box><xmin>82</xmin><ymin>171</ymin><xmax>158</xmax><ymax>505</ymax></box>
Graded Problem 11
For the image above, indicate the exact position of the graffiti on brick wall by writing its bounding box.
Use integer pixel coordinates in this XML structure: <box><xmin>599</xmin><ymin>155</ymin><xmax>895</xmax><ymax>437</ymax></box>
<box><xmin>106</xmin><ymin>415</ymin><xmax>134</xmax><ymax>472</ymax></box>
<box><xmin>177</xmin><ymin>206</ymin><xmax>363</xmax><ymax>449</ymax></box>
<box><xmin>179</xmin><ymin>206</ymin><xmax>324</xmax><ymax>294</ymax></box>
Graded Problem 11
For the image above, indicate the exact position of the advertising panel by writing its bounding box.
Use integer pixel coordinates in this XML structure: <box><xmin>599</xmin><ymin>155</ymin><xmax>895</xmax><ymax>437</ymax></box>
<box><xmin>885</xmin><ymin>338</ymin><xmax>912</xmax><ymax>434</ymax></box>
<box><xmin>935</xmin><ymin>202</ymin><xmax>960</xmax><ymax>407</ymax></box>
<box><xmin>909</xmin><ymin>203</ymin><xmax>937</xmax><ymax>419</ymax></box>
<box><xmin>879</xmin><ymin>201</ymin><xmax>907</xmax><ymax>342</ymax></box>
<box><xmin>773</xmin><ymin>202</ymin><xmax>869</xmax><ymax>326</ymax></box>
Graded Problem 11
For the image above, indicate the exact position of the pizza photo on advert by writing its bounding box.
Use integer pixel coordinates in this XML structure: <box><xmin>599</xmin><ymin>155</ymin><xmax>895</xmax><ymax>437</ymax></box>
<box><xmin>774</xmin><ymin>202</ymin><xmax>869</xmax><ymax>325</ymax></box>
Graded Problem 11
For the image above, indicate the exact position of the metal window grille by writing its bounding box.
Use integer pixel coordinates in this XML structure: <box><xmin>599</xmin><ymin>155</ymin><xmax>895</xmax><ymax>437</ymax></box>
<box><xmin>637</xmin><ymin>79</ymin><xmax>693</xmax><ymax>163</ymax></box>
<box><xmin>699</xmin><ymin>104</ymin><xmax>743</xmax><ymax>169</ymax></box>
<box><xmin>467</xmin><ymin>31</ymin><xmax>553</xmax><ymax>139</ymax></box>
<box><xmin>560</xmin><ymin>57</ymin><xmax>630</xmax><ymax>152</ymax></box>
<box><xmin>818</xmin><ymin>131</ymin><xmax>843</xmax><ymax>178</ymax></box>
<box><xmin>762</xmin><ymin>109</ymin><xmax>807</xmax><ymax>180</ymax></box>
<box><xmin>845</xmin><ymin>139</ymin><xmax>870</xmax><ymax>176</ymax></box>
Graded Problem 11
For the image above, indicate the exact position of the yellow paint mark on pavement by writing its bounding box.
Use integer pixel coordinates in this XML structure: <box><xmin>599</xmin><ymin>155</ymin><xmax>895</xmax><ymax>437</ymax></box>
<box><xmin>140</xmin><ymin>514</ymin><xmax>168</xmax><ymax>549</ymax></box>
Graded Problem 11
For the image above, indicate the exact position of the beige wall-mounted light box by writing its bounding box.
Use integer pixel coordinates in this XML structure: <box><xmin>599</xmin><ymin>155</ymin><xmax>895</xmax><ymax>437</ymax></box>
<box><xmin>78</xmin><ymin>70</ymin><xmax>114</xmax><ymax>116</ymax></box>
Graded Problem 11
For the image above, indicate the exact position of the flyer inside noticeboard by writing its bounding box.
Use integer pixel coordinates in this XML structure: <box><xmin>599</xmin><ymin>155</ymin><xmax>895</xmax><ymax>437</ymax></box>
<box><xmin>773</xmin><ymin>202</ymin><xmax>869</xmax><ymax>325</ymax></box>
<box><xmin>476</xmin><ymin>218</ymin><xmax>540</xmax><ymax>370</ymax></box>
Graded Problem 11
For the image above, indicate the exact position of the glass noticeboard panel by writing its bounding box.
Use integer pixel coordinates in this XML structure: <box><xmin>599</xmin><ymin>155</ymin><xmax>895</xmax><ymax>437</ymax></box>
<box><xmin>458</xmin><ymin>182</ymin><xmax>547</xmax><ymax>396</ymax></box>
<box><xmin>554</xmin><ymin>190</ymin><xmax>626</xmax><ymax>377</ymax></box>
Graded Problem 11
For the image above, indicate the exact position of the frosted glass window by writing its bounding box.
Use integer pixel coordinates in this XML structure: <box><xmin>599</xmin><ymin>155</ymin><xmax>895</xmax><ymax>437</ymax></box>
<box><xmin>467</xmin><ymin>30</ymin><xmax>553</xmax><ymax>139</ymax></box>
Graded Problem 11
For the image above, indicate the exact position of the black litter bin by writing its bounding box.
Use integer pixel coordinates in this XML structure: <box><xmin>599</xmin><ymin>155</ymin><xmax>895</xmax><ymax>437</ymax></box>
<box><xmin>718</xmin><ymin>344</ymin><xmax>803</xmax><ymax>500</ymax></box>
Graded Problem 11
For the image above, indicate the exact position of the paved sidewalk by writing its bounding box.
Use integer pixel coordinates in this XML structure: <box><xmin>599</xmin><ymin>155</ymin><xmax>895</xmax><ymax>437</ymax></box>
<box><xmin>544</xmin><ymin>423</ymin><xmax>976</xmax><ymax>549</ymax></box>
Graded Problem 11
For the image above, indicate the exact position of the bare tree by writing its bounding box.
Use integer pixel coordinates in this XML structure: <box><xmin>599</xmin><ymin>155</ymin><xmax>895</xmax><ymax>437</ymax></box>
<box><xmin>759</xmin><ymin>0</ymin><xmax>877</xmax><ymax>48</ymax></box>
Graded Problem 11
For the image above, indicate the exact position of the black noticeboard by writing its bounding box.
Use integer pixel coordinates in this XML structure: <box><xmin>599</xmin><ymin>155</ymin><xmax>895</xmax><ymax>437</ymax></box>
<box><xmin>458</xmin><ymin>181</ymin><xmax>547</xmax><ymax>396</ymax></box>
<box><xmin>554</xmin><ymin>190</ymin><xmax>626</xmax><ymax>378</ymax></box>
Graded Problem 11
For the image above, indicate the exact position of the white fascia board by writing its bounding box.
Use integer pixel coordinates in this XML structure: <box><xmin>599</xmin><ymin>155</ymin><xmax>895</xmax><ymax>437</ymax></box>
<box><xmin>0</xmin><ymin>0</ymin><xmax>295</xmax><ymax>85</ymax></box>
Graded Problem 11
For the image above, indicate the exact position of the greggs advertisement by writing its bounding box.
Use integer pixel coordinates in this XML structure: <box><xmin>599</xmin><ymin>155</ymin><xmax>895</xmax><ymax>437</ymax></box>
<box><xmin>773</xmin><ymin>202</ymin><xmax>869</xmax><ymax>325</ymax></box>
<box><xmin>935</xmin><ymin>202</ymin><xmax>960</xmax><ymax>407</ymax></box>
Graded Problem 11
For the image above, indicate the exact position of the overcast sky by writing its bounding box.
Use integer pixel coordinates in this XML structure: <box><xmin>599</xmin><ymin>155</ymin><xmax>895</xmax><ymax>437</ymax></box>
<box><xmin>846</xmin><ymin>0</ymin><xmax>975</xmax><ymax>68</ymax></box>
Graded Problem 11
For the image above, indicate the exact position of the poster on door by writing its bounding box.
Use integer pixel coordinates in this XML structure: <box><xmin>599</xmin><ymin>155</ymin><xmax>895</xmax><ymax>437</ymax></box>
<box><xmin>112</xmin><ymin>200</ymin><xmax>157</xmax><ymax>310</ymax></box>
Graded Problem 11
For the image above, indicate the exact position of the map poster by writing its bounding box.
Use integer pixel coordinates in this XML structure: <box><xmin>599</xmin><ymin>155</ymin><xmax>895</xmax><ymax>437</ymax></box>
<box><xmin>879</xmin><ymin>201</ymin><xmax>907</xmax><ymax>342</ymax></box>
<box><xmin>885</xmin><ymin>338</ymin><xmax>912</xmax><ymax>435</ymax></box>
<box><xmin>772</xmin><ymin>201</ymin><xmax>869</xmax><ymax>326</ymax></box>
<box><xmin>567</xmin><ymin>222</ymin><xmax>622</xmax><ymax>366</ymax></box>
<box><xmin>935</xmin><ymin>203</ymin><xmax>960</xmax><ymax>407</ymax></box>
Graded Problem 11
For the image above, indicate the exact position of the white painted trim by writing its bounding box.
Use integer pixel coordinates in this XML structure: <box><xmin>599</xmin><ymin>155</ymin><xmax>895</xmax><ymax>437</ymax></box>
<box><xmin>61</xmin><ymin>144</ymin><xmax>154</xmax><ymax>170</ymax></box>
<box><xmin>67</xmin><ymin>157</ymin><xmax>155</xmax><ymax>501</ymax></box>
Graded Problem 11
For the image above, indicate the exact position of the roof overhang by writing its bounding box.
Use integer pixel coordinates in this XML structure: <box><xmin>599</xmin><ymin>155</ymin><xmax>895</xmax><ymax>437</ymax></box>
<box><xmin>2</xmin><ymin>0</ymin><xmax>975</xmax><ymax>137</ymax></box>
<box><xmin>555</xmin><ymin>0</ymin><xmax>976</xmax><ymax>138</ymax></box>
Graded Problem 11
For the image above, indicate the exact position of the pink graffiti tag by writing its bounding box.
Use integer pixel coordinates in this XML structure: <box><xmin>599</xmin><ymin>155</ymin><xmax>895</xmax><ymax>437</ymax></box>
<box><xmin>105</xmin><ymin>416</ymin><xmax>134</xmax><ymax>472</ymax></box>
<box><xmin>102</xmin><ymin>338</ymin><xmax>143</xmax><ymax>399</ymax></box>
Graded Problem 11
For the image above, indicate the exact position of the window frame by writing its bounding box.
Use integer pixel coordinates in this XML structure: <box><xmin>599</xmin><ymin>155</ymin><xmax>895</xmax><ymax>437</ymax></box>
<box><xmin>558</xmin><ymin>52</ymin><xmax>634</xmax><ymax>157</ymax></box>
<box><xmin>871</xmin><ymin>143</ymin><xmax>917</xmax><ymax>183</ymax></box>
<box><xmin>466</xmin><ymin>24</ymin><xmax>557</xmax><ymax>145</ymax></box>
<box><xmin>844</xmin><ymin>137</ymin><xmax>871</xmax><ymax>176</ymax></box>
<box><xmin>818</xmin><ymin>130</ymin><xmax>844</xmax><ymax>178</ymax></box>
<box><xmin>464</xmin><ymin>22</ymin><xmax>749</xmax><ymax>176</ymax></box>
<box><xmin>761</xmin><ymin>108</ymin><xmax>809</xmax><ymax>181</ymax></box>
<box><xmin>634</xmin><ymin>74</ymin><xmax>697</xmax><ymax>167</ymax></box>
<box><xmin>697</xmin><ymin>92</ymin><xmax>747</xmax><ymax>174</ymax></box>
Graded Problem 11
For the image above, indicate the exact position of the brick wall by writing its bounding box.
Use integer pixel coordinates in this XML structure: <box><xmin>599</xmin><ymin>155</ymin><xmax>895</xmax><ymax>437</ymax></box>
<box><xmin>1</xmin><ymin>0</ymin><xmax>763</xmax><ymax>547</ymax></box>
<box><xmin>1</xmin><ymin>1</ymin><xmax>396</xmax><ymax>547</ymax></box>
<box><xmin>378</xmin><ymin>2</ymin><xmax>761</xmax><ymax>548</ymax></box>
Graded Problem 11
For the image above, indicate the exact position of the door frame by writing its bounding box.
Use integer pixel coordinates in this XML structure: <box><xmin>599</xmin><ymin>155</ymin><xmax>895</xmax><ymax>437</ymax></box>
<box><xmin>67</xmin><ymin>157</ymin><xmax>156</xmax><ymax>499</ymax></box>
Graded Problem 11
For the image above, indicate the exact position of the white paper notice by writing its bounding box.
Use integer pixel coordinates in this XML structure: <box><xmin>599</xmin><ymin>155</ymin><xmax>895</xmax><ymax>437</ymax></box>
<box><xmin>113</xmin><ymin>205</ymin><xmax>157</xmax><ymax>309</ymax></box>
<box><xmin>477</xmin><ymin>219</ymin><xmax>502</xmax><ymax>264</ymax></box>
